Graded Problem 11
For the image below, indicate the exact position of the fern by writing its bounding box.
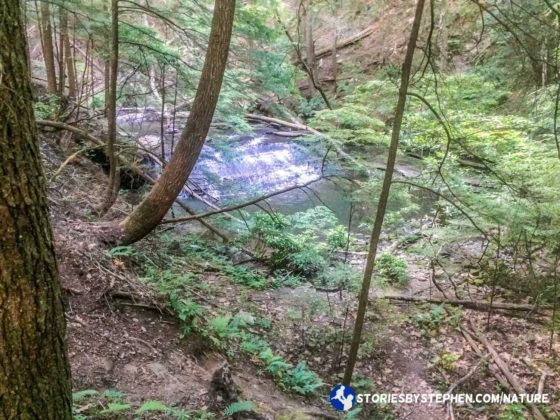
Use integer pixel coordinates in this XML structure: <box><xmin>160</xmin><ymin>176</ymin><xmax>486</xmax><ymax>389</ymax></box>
<box><xmin>136</xmin><ymin>400</ymin><xmax>169</xmax><ymax>414</ymax></box>
<box><xmin>100</xmin><ymin>402</ymin><xmax>132</xmax><ymax>414</ymax></box>
<box><xmin>108</xmin><ymin>245</ymin><xmax>136</xmax><ymax>257</ymax></box>
<box><xmin>223</xmin><ymin>400</ymin><xmax>255</xmax><ymax>416</ymax></box>
<box><xmin>345</xmin><ymin>407</ymin><xmax>363</xmax><ymax>419</ymax></box>
<box><xmin>72</xmin><ymin>389</ymin><xmax>98</xmax><ymax>402</ymax></box>
<box><xmin>102</xmin><ymin>389</ymin><xmax>126</xmax><ymax>401</ymax></box>
<box><xmin>283</xmin><ymin>362</ymin><xmax>323</xmax><ymax>395</ymax></box>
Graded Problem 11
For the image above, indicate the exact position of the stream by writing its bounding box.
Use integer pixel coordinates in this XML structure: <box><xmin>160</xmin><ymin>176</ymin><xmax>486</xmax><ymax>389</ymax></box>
<box><xmin>118</xmin><ymin>109</ymin><xmax>429</xmax><ymax>233</ymax></box>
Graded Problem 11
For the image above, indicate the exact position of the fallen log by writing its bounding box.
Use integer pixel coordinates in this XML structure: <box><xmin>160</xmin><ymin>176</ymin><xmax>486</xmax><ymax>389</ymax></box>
<box><xmin>300</xmin><ymin>25</ymin><xmax>376</xmax><ymax>61</ymax></box>
<box><xmin>380</xmin><ymin>295</ymin><xmax>552</xmax><ymax>313</ymax></box>
<box><xmin>467</xmin><ymin>321</ymin><xmax>547</xmax><ymax>420</ymax></box>
<box><xmin>272</xmin><ymin>131</ymin><xmax>308</xmax><ymax>138</ymax></box>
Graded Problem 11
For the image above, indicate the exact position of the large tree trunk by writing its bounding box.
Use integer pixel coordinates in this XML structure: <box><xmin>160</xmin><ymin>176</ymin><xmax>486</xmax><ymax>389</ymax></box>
<box><xmin>342</xmin><ymin>0</ymin><xmax>426</xmax><ymax>385</ymax></box>
<box><xmin>40</xmin><ymin>1</ymin><xmax>58</xmax><ymax>94</ymax></box>
<box><xmin>118</xmin><ymin>0</ymin><xmax>236</xmax><ymax>244</ymax></box>
<box><xmin>0</xmin><ymin>0</ymin><xmax>73</xmax><ymax>417</ymax></box>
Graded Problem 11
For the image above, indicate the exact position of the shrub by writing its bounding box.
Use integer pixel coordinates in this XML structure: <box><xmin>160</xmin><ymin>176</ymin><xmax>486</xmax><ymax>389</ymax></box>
<box><xmin>375</xmin><ymin>253</ymin><xmax>409</xmax><ymax>287</ymax></box>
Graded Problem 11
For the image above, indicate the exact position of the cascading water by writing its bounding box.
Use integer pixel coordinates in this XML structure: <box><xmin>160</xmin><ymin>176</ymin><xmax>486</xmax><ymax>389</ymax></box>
<box><xmin>117</xmin><ymin>109</ymin><xmax>425</xmax><ymax>231</ymax></box>
<box><xmin>190</xmin><ymin>133</ymin><xmax>322</xmax><ymax>202</ymax></box>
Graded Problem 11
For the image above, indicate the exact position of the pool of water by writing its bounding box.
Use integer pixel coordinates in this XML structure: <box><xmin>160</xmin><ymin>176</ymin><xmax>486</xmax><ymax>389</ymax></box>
<box><xmin>118</xmin><ymin>110</ymin><xmax>430</xmax><ymax>233</ymax></box>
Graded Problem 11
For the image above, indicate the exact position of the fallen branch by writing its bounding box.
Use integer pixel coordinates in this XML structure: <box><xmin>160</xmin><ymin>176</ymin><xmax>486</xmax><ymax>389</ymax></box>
<box><xmin>161</xmin><ymin>177</ymin><xmax>324</xmax><ymax>224</ymax></box>
<box><xmin>49</xmin><ymin>144</ymin><xmax>103</xmax><ymax>181</ymax></box>
<box><xmin>467</xmin><ymin>321</ymin><xmax>546</xmax><ymax>420</ymax></box>
<box><xmin>446</xmin><ymin>358</ymin><xmax>485</xmax><ymax>396</ymax></box>
<box><xmin>445</xmin><ymin>358</ymin><xmax>485</xmax><ymax>420</ymax></box>
<box><xmin>381</xmin><ymin>295</ymin><xmax>552</xmax><ymax>313</ymax></box>
<box><xmin>38</xmin><ymin>119</ymin><xmax>106</xmax><ymax>146</ymax></box>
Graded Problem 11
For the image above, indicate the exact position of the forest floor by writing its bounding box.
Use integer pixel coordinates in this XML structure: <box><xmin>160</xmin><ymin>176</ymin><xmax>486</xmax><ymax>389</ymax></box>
<box><xmin>41</xmin><ymin>129</ymin><xmax>560</xmax><ymax>419</ymax></box>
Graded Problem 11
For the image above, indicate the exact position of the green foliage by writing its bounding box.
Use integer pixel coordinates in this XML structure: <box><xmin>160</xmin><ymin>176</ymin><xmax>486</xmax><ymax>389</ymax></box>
<box><xmin>208</xmin><ymin>314</ymin><xmax>237</xmax><ymax>345</ymax></box>
<box><xmin>414</xmin><ymin>305</ymin><xmax>462</xmax><ymax>336</ymax></box>
<box><xmin>375</xmin><ymin>253</ymin><xmax>409</xmax><ymax>287</ymax></box>
<box><xmin>33</xmin><ymin>95</ymin><xmax>60</xmax><ymax>120</ymax></box>
<box><xmin>223</xmin><ymin>264</ymin><xmax>269</xmax><ymax>289</ymax></box>
<box><xmin>283</xmin><ymin>361</ymin><xmax>323</xmax><ymax>395</ymax></box>
<box><xmin>499</xmin><ymin>403</ymin><xmax>527</xmax><ymax>420</ymax></box>
<box><xmin>72</xmin><ymin>389</ymin><xmax>98</xmax><ymax>402</ymax></box>
<box><xmin>249</xmin><ymin>208</ymin><xmax>349</xmax><ymax>278</ymax></box>
<box><xmin>345</xmin><ymin>407</ymin><xmax>363</xmax><ymax>419</ymax></box>
<box><xmin>72</xmin><ymin>388</ymin><xmax>203</xmax><ymax>419</ymax></box>
<box><xmin>107</xmin><ymin>245</ymin><xmax>136</xmax><ymax>257</ymax></box>
<box><xmin>100</xmin><ymin>403</ymin><xmax>132</xmax><ymax>414</ymax></box>
<box><xmin>316</xmin><ymin>262</ymin><xmax>361</xmax><ymax>292</ymax></box>
<box><xmin>102</xmin><ymin>389</ymin><xmax>126</xmax><ymax>401</ymax></box>
<box><xmin>310</xmin><ymin>104</ymin><xmax>388</xmax><ymax>146</ymax></box>
<box><xmin>136</xmin><ymin>400</ymin><xmax>169</xmax><ymax>414</ymax></box>
<box><xmin>273</xmin><ymin>271</ymin><xmax>305</xmax><ymax>288</ymax></box>
<box><xmin>298</xmin><ymin>93</ymin><xmax>329</xmax><ymax>118</ymax></box>
<box><xmin>436</xmin><ymin>351</ymin><xmax>460</xmax><ymax>371</ymax></box>
<box><xmin>223</xmin><ymin>400</ymin><xmax>256</xmax><ymax>417</ymax></box>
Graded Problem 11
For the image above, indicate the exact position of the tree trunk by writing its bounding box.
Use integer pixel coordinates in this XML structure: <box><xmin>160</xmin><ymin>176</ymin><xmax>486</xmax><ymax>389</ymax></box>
<box><xmin>331</xmin><ymin>3</ymin><xmax>338</xmax><ymax>93</ymax></box>
<box><xmin>118</xmin><ymin>0</ymin><xmax>236</xmax><ymax>244</ymax></box>
<box><xmin>63</xmin><ymin>11</ymin><xmax>77</xmax><ymax>99</ymax></box>
<box><xmin>303</xmin><ymin>0</ymin><xmax>317</xmax><ymax>97</ymax></box>
<box><xmin>40</xmin><ymin>1</ymin><xmax>57</xmax><ymax>94</ymax></box>
<box><xmin>57</xmin><ymin>5</ymin><xmax>66</xmax><ymax>95</ymax></box>
<box><xmin>342</xmin><ymin>0</ymin><xmax>426</xmax><ymax>386</ymax></box>
<box><xmin>0</xmin><ymin>0</ymin><xmax>73</xmax><ymax>417</ymax></box>
<box><xmin>438</xmin><ymin>0</ymin><xmax>448</xmax><ymax>72</ymax></box>
<box><xmin>100</xmin><ymin>0</ymin><xmax>120</xmax><ymax>214</ymax></box>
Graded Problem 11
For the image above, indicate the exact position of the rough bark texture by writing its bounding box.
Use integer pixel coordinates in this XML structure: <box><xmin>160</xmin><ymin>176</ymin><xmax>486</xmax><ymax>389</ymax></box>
<box><xmin>57</xmin><ymin>5</ymin><xmax>66</xmax><ymax>95</ymax></box>
<box><xmin>120</xmin><ymin>0</ymin><xmax>236</xmax><ymax>244</ymax></box>
<box><xmin>100</xmin><ymin>0</ymin><xmax>120</xmax><ymax>214</ymax></box>
<box><xmin>0</xmin><ymin>0</ymin><xmax>73</xmax><ymax>418</ymax></box>
<box><xmin>40</xmin><ymin>2</ymin><xmax>57</xmax><ymax>94</ymax></box>
<box><xmin>342</xmin><ymin>0</ymin><xmax>426</xmax><ymax>386</ymax></box>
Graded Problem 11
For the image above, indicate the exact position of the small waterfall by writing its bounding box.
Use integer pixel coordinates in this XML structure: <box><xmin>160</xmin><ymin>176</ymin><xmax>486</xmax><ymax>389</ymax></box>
<box><xmin>191</xmin><ymin>135</ymin><xmax>322</xmax><ymax>201</ymax></box>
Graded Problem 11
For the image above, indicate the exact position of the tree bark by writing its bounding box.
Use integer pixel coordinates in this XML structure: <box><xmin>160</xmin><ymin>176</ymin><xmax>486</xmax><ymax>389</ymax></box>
<box><xmin>100</xmin><ymin>0</ymin><xmax>120</xmax><ymax>214</ymax></box>
<box><xmin>62</xmin><ymin>10</ymin><xmax>77</xmax><ymax>99</ymax></box>
<box><xmin>40</xmin><ymin>1</ymin><xmax>58</xmax><ymax>94</ymax></box>
<box><xmin>118</xmin><ymin>0</ymin><xmax>236</xmax><ymax>244</ymax></box>
<box><xmin>342</xmin><ymin>0</ymin><xmax>426</xmax><ymax>386</ymax></box>
<box><xmin>303</xmin><ymin>0</ymin><xmax>317</xmax><ymax>97</ymax></box>
<box><xmin>57</xmin><ymin>5</ymin><xmax>66</xmax><ymax>95</ymax></box>
<box><xmin>0</xmin><ymin>0</ymin><xmax>73</xmax><ymax>417</ymax></box>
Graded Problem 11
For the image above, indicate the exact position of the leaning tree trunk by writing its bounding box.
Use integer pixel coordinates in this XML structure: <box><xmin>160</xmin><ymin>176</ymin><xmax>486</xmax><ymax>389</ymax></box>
<box><xmin>118</xmin><ymin>0</ymin><xmax>236</xmax><ymax>244</ymax></box>
<box><xmin>40</xmin><ymin>1</ymin><xmax>58</xmax><ymax>94</ymax></box>
<box><xmin>342</xmin><ymin>0</ymin><xmax>426</xmax><ymax>386</ymax></box>
<box><xmin>0</xmin><ymin>0</ymin><xmax>73</xmax><ymax>417</ymax></box>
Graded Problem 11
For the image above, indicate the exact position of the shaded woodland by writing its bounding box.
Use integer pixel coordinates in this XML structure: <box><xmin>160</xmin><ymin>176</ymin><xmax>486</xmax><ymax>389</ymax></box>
<box><xmin>1</xmin><ymin>0</ymin><xmax>560</xmax><ymax>418</ymax></box>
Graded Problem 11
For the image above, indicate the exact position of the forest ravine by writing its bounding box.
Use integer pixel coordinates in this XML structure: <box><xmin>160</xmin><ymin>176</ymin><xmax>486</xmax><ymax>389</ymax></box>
<box><xmin>2</xmin><ymin>0</ymin><xmax>560</xmax><ymax>419</ymax></box>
